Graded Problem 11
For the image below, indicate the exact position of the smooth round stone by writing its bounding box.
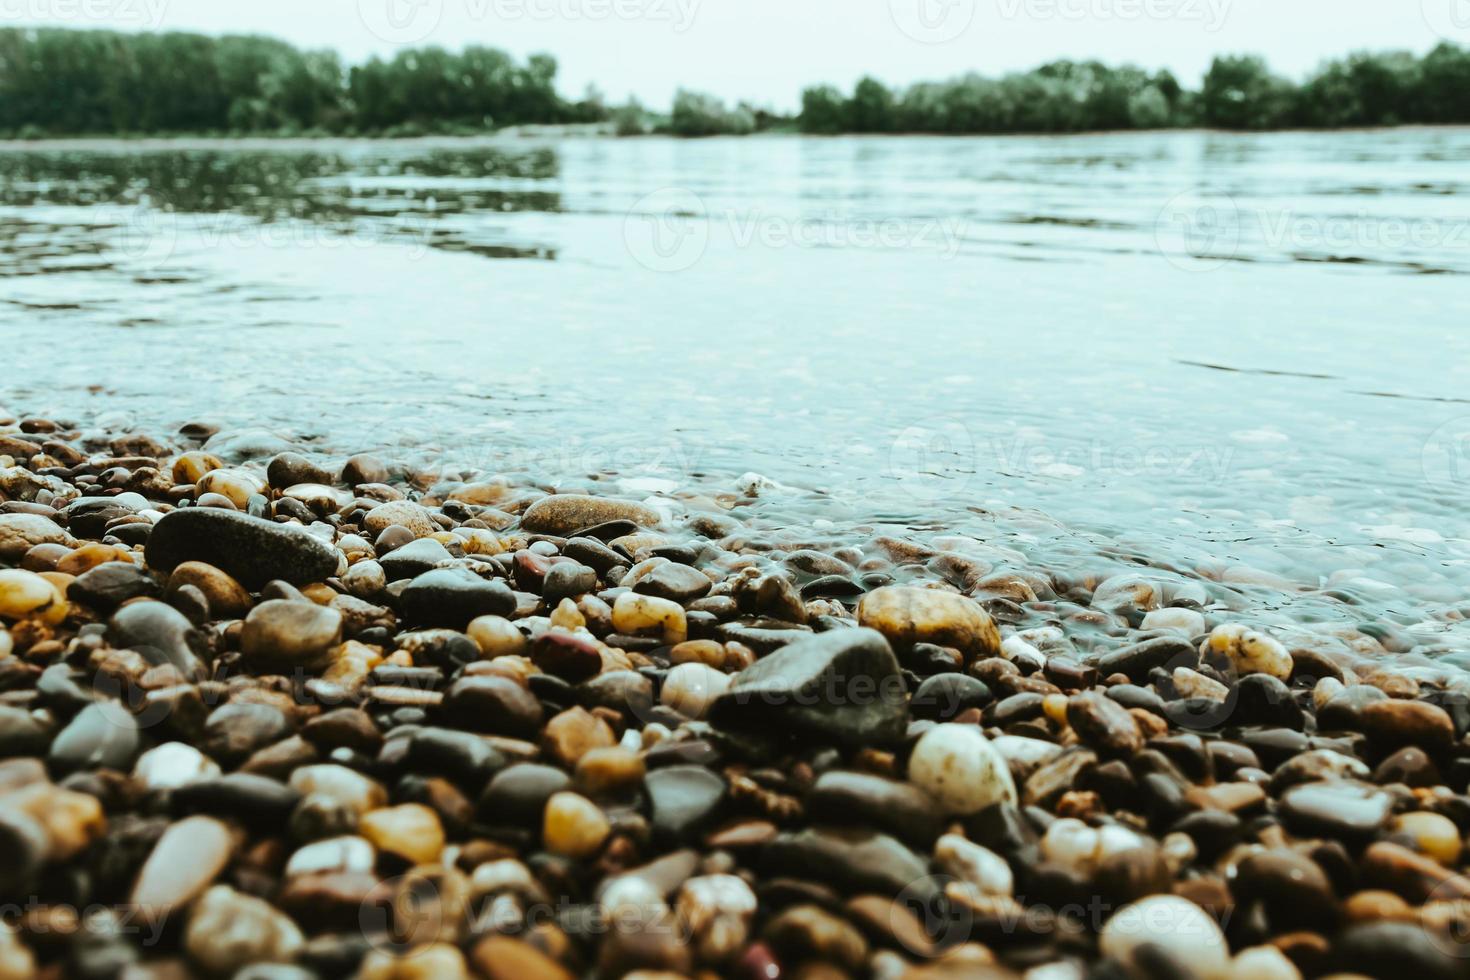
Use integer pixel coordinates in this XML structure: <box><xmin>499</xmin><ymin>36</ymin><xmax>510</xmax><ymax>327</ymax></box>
<box><xmin>289</xmin><ymin>765</ymin><xmax>387</xmax><ymax>816</ymax></box>
<box><xmin>1388</xmin><ymin>812</ymin><xmax>1463</xmax><ymax>866</ymax></box>
<box><xmin>761</xmin><ymin>826</ymin><xmax>936</xmax><ymax>906</ymax></box>
<box><xmin>530</xmin><ymin>629</ymin><xmax>604</xmax><ymax>683</ymax></box>
<box><xmin>645</xmin><ymin>765</ymin><xmax>728</xmax><ymax>844</ymax></box>
<box><xmin>520</xmin><ymin>494</ymin><xmax>660</xmax><ymax>536</ymax></box>
<box><xmin>108</xmin><ymin>599</ymin><xmax>208</xmax><ymax>677</ymax></box>
<box><xmin>908</xmin><ymin>724</ymin><xmax>1017</xmax><ymax>815</ymax></box>
<box><xmin>49</xmin><ymin>701</ymin><xmax>141</xmax><ymax>774</ymax></box>
<box><xmin>171</xmin><ymin>774</ymin><xmax>304</xmax><ymax>829</ymax></box>
<box><xmin>467</xmin><ymin>615</ymin><xmax>526</xmax><ymax>658</ymax></box>
<box><xmin>469</xmin><ymin>937</ymin><xmax>574</xmax><ymax>980</ymax></box>
<box><xmin>364</xmin><ymin>501</ymin><xmax>439</xmax><ymax>537</ymax></box>
<box><xmin>3</xmin><ymin>783</ymin><xmax>105</xmax><ymax>861</ymax></box>
<box><xmin>0</xmin><ymin>568</ymin><xmax>62</xmax><ymax>621</ymax></box>
<box><xmin>1231</xmin><ymin>849</ymin><xmax>1336</xmax><ymax>931</ymax></box>
<box><xmin>1067</xmin><ymin>690</ymin><xmax>1144</xmax><ymax>757</ymax></box>
<box><xmin>0</xmin><ymin>513</ymin><xmax>72</xmax><ymax>562</ymax></box>
<box><xmin>1090</xmin><ymin>574</ymin><xmax>1162</xmax><ymax>616</ymax></box>
<box><xmin>1099</xmin><ymin>895</ymin><xmax>1229</xmax><ymax>978</ymax></box>
<box><xmin>660</xmin><ymin>662</ymin><xmax>730</xmax><ymax>720</ymax></box>
<box><xmin>543</xmin><ymin>562</ymin><xmax>599</xmax><ymax>603</ymax></box>
<box><xmin>146</xmin><ymin>507</ymin><xmax>340</xmax><ymax>589</ymax></box>
<box><xmin>342</xmin><ymin>560</ymin><xmax>386</xmax><ymax>600</ymax></box>
<box><xmin>806</xmin><ymin>771</ymin><xmax>943</xmax><ymax>848</ymax></box>
<box><xmin>196</xmin><ymin>468</ymin><xmax>266</xmax><ymax>507</ymax></box>
<box><xmin>378</xmin><ymin>537</ymin><xmax>452</xmax><ymax>581</ymax></box>
<box><xmin>634</xmin><ymin>562</ymin><xmax>711</xmax><ymax>603</ymax></box>
<box><xmin>185</xmin><ymin>885</ymin><xmax>305</xmax><ymax>975</ymax></box>
<box><xmin>342</xmin><ymin>454</ymin><xmax>389</xmax><ymax>488</ymax></box>
<box><xmin>130</xmin><ymin>816</ymin><xmax>234</xmax><ymax>915</ymax></box>
<box><xmin>857</xmin><ymin>586</ymin><xmax>1001</xmax><ymax>660</ymax></box>
<box><xmin>677</xmin><ymin>874</ymin><xmax>758</xmax><ymax>963</ymax></box>
<box><xmin>285</xmin><ymin>835</ymin><xmax>376</xmax><ymax>878</ymax></box>
<box><xmin>1095</xmin><ymin>636</ymin><xmax>1198</xmax><ymax>682</ymax></box>
<box><xmin>67</xmin><ymin>561</ymin><xmax>159</xmax><ymax>611</ymax></box>
<box><xmin>912</xmin><ymin>674</ymin><xmax>992</xmax><ymax>721</ymax></box>
<box><xmin>241</xmin><ymin>600</ymin><xmax>343</xmax><ymax>672</ymax></box>
<box><xmin>202</xmin><ymin>702</ymin><xmax>293</xmax><ymax>765</ymax></box>
<box><xmin>1205</xmin><ymin>624</ymin><xmax>1293</xmax><ymax>680</ymax></box>
<box><xmin>611</xmin><ymin>592</ymin><xmax>688</xmax><ymax>645</ymax></box>
<box><xmin>133</xmin><ymin>742</ymin><xmax>221</xmax><ymax>791</ymax></box>
<box><xmin>1360</xmin><ymin>699</ymin><xmax>1456</xmax><ymax>751</ymax></box>
<box><xmin>574</xmin><ymin>747</ymin><xmax>646</xmax><ymax>799</ymax></box>
<box><xmin>543</xmin><ymin>791</ymin><xmax>611</xmax><ymax>859</ymax></box>
<box><xmin>165</xmin><ymin>561</ymin><xmax>253</xmax><ymax>619</ymax></box>
<box><xmin>359</xmin><ymin>804</ymin><xmax>444</xmax><ymax>866</ymax></box>
<box><xmin>442</xmin><ymin>676</ymin><xmax>543</xmax><ymax>739</ymax></box>
<box><xmin>401</xmin><ymin>568</ymin><xmax>515</xmax><ymax>628</ymax></box>
<box><xmin>542</xmin><ymin>707</ymin><xmax>616</xmax><ymax>768</ymax></box>
<box><xmin>1281</xmin><ymin>781</ymin><xmax>1393</xmax><ymax>840</ymax></box>
<box><xmin>266</xmin><ymin>452</ymin><xmax>337</xmax><ymax>490</ymax></box>
<box><xmin>0</xmin><ymin>707</ymin><xmax>52</xmax><ymax>760</ymax></box>
<box><xmin>1140</xmin><ymin>607</ymin><xmax>1206</xmax><ymax>635</ymax></box>
<box><xmin>477</xmin><ymin>764</ymin><xmax>571</xmax><ymax>827</ymax></box>
<box><xmin>934</xmin><ymin>833</ymin><xmax>1014</xmax><ymax>897</ymax></box>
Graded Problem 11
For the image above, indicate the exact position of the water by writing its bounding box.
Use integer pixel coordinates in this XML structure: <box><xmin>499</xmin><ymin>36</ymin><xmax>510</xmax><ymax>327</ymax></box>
<box><xmin>3</xmin><ymin>130</ymin><xmax>1470</xmax><ymax>659</ymax></box>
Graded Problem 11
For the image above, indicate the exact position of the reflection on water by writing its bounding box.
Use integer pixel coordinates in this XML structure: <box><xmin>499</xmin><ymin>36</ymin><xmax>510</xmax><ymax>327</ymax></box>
<box><xmin>3</xmin><ymin>130</ymin><xmax>1470</xmax><ymax>662</ymax></box>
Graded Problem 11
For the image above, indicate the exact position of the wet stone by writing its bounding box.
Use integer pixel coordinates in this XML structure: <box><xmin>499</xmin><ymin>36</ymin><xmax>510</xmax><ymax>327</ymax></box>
<box><xmin>49</xmin><ymin>701</ymin><xmax>141</xmax><ymax>775</ymax></box>
<box><xmin>378</xmin><ymin>537</ymin><xmax>452</xmax><ymax>581</ymax></box>
<box><xmin>856</xmin><ymin>585</ymin><xmax>1001</xmax><ymax>661</ymax></box>
<box><xmin>202</xmin><ymin>702</ymin><xmax>293</xmax><ymax>766</ymax></box>
<box><xmin>1094</xmin><ymin>636</ymin><xmax>1198</xmax><ymax>682</ymax></box>
<box><xmin>634</xmin><ymin>561</ymin><xmax>711</xmax><ymax>603</ymax></box>
<box><xmin>762</xmin><ymin>826</ymin><xmax>937</xmax><ymax>907</ymax></box>
<box><xmin>241</xmin><ymin>600</ymin><xmax>344</xmax><ymax>672</ymax></box>
<box><xmin>146</xmin><ymin>507</ymin><xmax>339</xmax><ymax>589</ymax></box>
<box><xmin>912</xmin><ymin>673</ymin><xmax>992</xmax><ymax>721</ymax></box>
<box><xmin>400</xmin><ymin>568</ymin><xmax>515</xmax><ymax>628</ymax></box>
<box><xmin>1066</xmin><ymin>690</ymin><xmax>1144</xmax><ymax>758</ymax></box>
<box><xmin>807</xmin><ymin>770</ymin><xmax>943</xmax><ymax>847</ymax></box>
<box><xmin>645</xmin><ymin>764</ymin><xmax>727</xmax><ymax>844</ymax></box>
<box><xmin>67</xmin><ymin>562</ymin><xmax>159</xmax><ymax>611</ymax></box>
<box><xmin>106</xmin><ymin>600</ymin><xmax>208</xmax><ymax>679</ymax></box>
<box><xmin>441</xmin><ymin>675</ymin><xmax>543</xmax><ymax>740</ymax></box>
<box><xmin>709</xmin><ymin>627</ymin><xmax>909</xmax><ymax>748</ymax></box>
<box><xmin>520</xmin><ymin>495</ymin><xmax>660</xmax><ymax>536</ymax></box>
<box><xmin>1281</xmin><ymin>781</ymin><xmax>1394</xmax><ymax>841</ymax></box>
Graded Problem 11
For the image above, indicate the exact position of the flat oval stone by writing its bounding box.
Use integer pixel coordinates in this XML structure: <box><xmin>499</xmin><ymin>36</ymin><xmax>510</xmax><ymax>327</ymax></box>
<box><xmin>68</xmin><ymin>562</ymin><xmax>160</xmax><ymax>611</ymax></box>
<box><xmin>761</xmin><ymin>826</ymin><xmax>936</xmax><ymax>907</ymax></box>
<box><xmin>645</xmin><ymin>765</ymin><xmax>727</xmax><ymax>844</ymax></box>
<box><xmin>145</xmin><ymin>508</ymin><xmax>339</xmax><ymax>589</ymax></box>
<box><xmin>709</xmin><ymin>627</ymin><xmax>908</xmax><ymax>747</ymax></box>
<box><xmin>400</xmin><ymin>568</ymin><xmax>515</xmax><ymax>628</ymax></box>
<box><xmin>49</xmin><ymin>702</ymin><xmax>142</xmax><ymax>774</ymax></box>
<box><xmin>0</xmin><ymin>513</ymin><xmax>73</xmax><ymax>562</ymax></box>
<box><xmin>807</xmin><ymin>770</ymin><xmax>943</xmax><ymax>847</ymax></box>
<box><xmin>130</xmin><ymin>816</ymin><xmax>235</xmax><ymax>915</ymax></box>
<box><xmin>107</xmin><ymin>600</ymin><xmax>208</xmax><ymax>679</ymax></box>
<box><xmin>442</xmin><ymin>676</ymin><xmax>544</xmax><ymax>740</ymax></box>
<box><xmin>520</xmin><ymin>495</ymin><xmax>660</xmax><ymax>536</ymax></box>
<box><xmin>857</xmin><ymin>586</ymin><xmax>1001</xmax><ymax>661</ymax></box>
<box><xmin>1281</xmin><ymin>781</ymin><xmax>1393</xmax><ymax>841</ymax></box>
<box><xmin>241</xmin><ymin>600</ymin><xmax>344</xmax><ymax>672</ymax></box>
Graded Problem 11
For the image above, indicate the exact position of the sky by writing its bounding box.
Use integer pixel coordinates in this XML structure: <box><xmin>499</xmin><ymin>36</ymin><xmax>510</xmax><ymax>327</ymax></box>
<box><xmin>5</xmin><ymin>0</ymin><xmax>1465</xmax><ymax>110</ymax></box>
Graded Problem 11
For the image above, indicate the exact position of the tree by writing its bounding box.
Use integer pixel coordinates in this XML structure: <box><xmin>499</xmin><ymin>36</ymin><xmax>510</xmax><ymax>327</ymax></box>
<box><xmin>1201</xmin><ymin>55</ymin><xmax>1296</xmax><ymax>129</ymax></box>
<box><xmin>799</xmin><ymin>85</ymin><xmax>848</xmax><ymax>134</ymax></box>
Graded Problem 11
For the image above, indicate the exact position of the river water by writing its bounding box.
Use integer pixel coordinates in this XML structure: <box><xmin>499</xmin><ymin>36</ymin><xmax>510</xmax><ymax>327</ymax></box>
<box><xmin>3</xmin><ymin>130</ymin><xmax>1469</xmax><ymax>661</ymax></box>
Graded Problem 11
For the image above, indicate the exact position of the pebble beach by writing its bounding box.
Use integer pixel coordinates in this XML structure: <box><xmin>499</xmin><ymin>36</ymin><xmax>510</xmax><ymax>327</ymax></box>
<box><xmin>2</xmin><ymin>411</ymin><xmax>1470</xmax><ymax>980</ymax></box>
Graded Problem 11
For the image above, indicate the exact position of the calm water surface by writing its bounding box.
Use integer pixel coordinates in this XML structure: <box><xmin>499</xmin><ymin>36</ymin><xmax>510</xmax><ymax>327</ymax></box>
<box><xmin>3</xmin><ymin>131</ymin><xmax>1470</xmax><ymax>660</ymax></box>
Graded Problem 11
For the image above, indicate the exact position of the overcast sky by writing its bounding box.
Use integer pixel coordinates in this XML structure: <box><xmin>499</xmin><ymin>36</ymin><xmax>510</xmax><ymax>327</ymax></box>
<box><xmin>8</xmin><ymin>0</ymin><xmax>1463</xmax><ymax>110</ymax></box>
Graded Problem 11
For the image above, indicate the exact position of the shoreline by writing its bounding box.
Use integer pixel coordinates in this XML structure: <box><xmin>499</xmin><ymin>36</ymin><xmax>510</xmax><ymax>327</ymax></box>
<box><xmin>4</xmin><ymin>123</ymin><xmax>1470</xmax><ymax>153</ymax></box>
<box><xmin>2</xmin><ymin>414</ymin><xmax>1469</xmax><ymax>976</ymax></box>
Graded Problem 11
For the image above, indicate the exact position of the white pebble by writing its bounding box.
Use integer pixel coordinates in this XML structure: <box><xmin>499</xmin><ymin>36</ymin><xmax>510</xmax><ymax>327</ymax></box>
<box><xmin>660</xmin><ymin>662</ymin><xmax>730</xmax><ymax>720</ymax></box>
<box><xmin>1141</xmin><ymin>608</ymin><xmax>1206</xmax><ymax>635</ymax></box>
<box><xmin>1230</xmin><ymin>946</ymin><xmax>1301</xmax><ymax>980</ymax></box>
<box><xmin>285</xmin><ymin>836</ymin><xmax>375</xmax><ymax>878</ymax></box>
<box><xmin>1205</xmin><ymin>624</ymin><xmax>1293</xmax><ymax>680</ymax></box>
<box><xmin>1100</xmin><ymin>896</ymin><xmax>1229</xmax><ymax>979</ymax></box>
<box><xmin>133</xmin><ymin>743</ymin><xmax>221</xmax><ymax>791</ymax></box>
<box><xmin>934</xmin><ymin>834</ymin><xmax>1013</xmax><ymax>897</ymax></box>
<box><xmin>908</xmin><ymin>724</ymin><xmax>1016</xmax><ymax>815</ymax></box>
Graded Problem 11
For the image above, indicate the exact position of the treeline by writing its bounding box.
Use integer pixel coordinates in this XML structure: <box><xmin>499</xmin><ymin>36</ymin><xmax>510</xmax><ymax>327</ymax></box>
<box><xmin>2</xmin><ymin>27</ymin><xmax>1468</xmax><ymax>139</ymax></box>
<box><xmin>795</xmin><ymin>45</ymin><xmax>1470</xmax><ymax>135</ymax></box>
<box><xmin>0</xmin><ymin>28</ymin><xmax>598</xmax><ymax>137</ymax></box>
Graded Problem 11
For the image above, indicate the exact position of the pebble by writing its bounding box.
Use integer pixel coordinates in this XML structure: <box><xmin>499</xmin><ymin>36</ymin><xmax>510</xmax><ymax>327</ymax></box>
<box><xmin>184</xmin><ymin>885</ymin><xmax>304</xmax><ymax>975</ymax></box>
<box><xmin>67</xmin><ymin>561</ymin><xmax>159</xmax><ymax>610</ymax></box>
<box><xmin>107</xmin><ymin>599</ymin><xmax>208</xmax><ymax>677</ymax></box>
<box><xmin>466</xmin><ymin>614</ymin><xmax>527</xmax><ymax>658</ymax></box>
<box><xmin>677</xmin><ymin>873</ymin><xmax>758</xmax><ymax>963</ymax></box>
<box><xmin>165</xmin><ymin>561</ymin><xmax>253</xmax><ymax>619</ymax></box>
<box><xmin>907</xmin><ymin>723</ymin><xmax>1016</xmax><ymax>815</ymax></box>
<box><xmin>1387</xmin><ymin>812</ymin><xmax>1462</xmax><ymax>866</ymax></box>
<box><xmin>857</xmin><ymin>585</ymin><xmax>1001</xmax><ymax>661</ymax></box>
<box><xmin>1066</xmin><ymin>690</ymin><xmax>1144</xmax><ymax>757</ymax></box>
<box><xmin>660</xmin><ymin>661</ymin><xmax>730</xmax><ymax>719</ymax></box>
<box><xmin>710</xmin><ymin>627</ymin><xmax>909</xmax><ymax>747</ymax></box>
<box><xmin>469</xmin><ymin>937</ymin><xmax>573</xmax><ymax>980</ymax></box>
<box><xmin>1099</xmin><ymin>895</ymin><xmax>1230</xmax><ymax>978</ymax></box>
<box><xmin>1281</xmin><ymin>780</ymin><xmax>1393</xmax><ymax>840</ymax></box>
<box><xmin>645</xmin><ymin>764</ymin><xmax>728</xmax><ymax>843</ymax></box>
<box><xmin>49</xmin><ymin>701</ymin><xmax>141</xmax><ymax>774</ymax></box>
<box><xmin>364</xmin><ymin>500</ymin><xmax>440</xmax><ymax>537</ymax></box>
<box><xmin>0</xmin><ymin>512</ymin><xmax>72</xmax><ymax>561</ymax></box>
<box><xmin>359</xmin><ymin>803</ymin><xmax>445</xmax><ymax>865</ymax></box>
<box><xmin>240</xmin><ymin>599</ymin><xmax>344</xmax><ymax>673</ymax></box>
<box><xmin>1095</xmin><ymin>635</ymin><xmax>1197</xmax><ymax>682</ymax></box>
<box><xmin>1360</xmin><ymin>698</ymin><xmax>1456</xmax><ymax>751</ymax></box>
<box><xmin>542</xmin><ymin>707</ymin><xmax>615</xmax><ymax>768</ymax></box>
<box><xmin>443</xmin><ymin>675</ymin><xmax>543</xmax><ymax>739</ymax></box>
<box><xmin>401</xmin><ymin>568</ymin><xmax>515</xmax><ymax>627</ymax></box>
<box><xmin>0</xmin><ymin>568</ymin><xmax>63</xmax><ymax>621</ymax></box>
<box><xmin>146</xmin><ymin>507</ymin><xmax>339</xmax><ymax>588</ymax></box>
<box><xmin>542</xmin><ymin>791</ymin><xmax>611</xmax><ymax>858</ymax></box>
<box><xmin>934</xmin><ymin>833</ymin><xmax>1013</xmax><ymax>896</ymax></box>
<box><xmin>807</xmin><ymin>770</ymin><xmax>944</xmax><ymax>847</ymax></box>
<box><xmin>611</xmin><ymin>591</ymin><xmax>688</xmax><ymax>645</ymax></box>
<box><xmin>1140</xmin><ymin>607</ymin><xmax>1206</xmax><ymax>635</ymax></box>
<box><xmin>520</xmin><ymin>494</ymin><xmax>660</xmax><ymax>536</ymax></box>
<box><xmin>1206</xmin><ymin>623</ymin><xmax>1293</xmax><ymax>679</ymax></box>
<box><xmin>129</xmin><ymin>815</ymin><xmax>234</xmax><ymax>915</ymax></box>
